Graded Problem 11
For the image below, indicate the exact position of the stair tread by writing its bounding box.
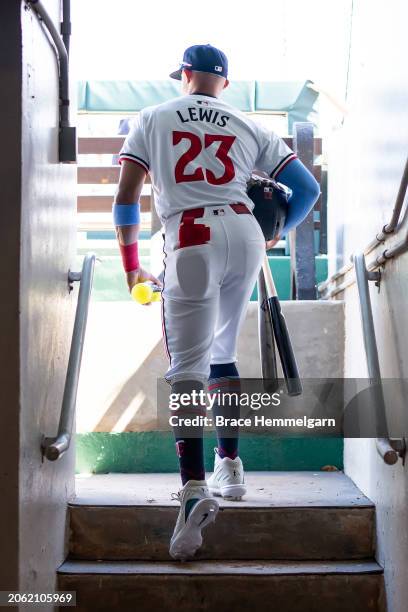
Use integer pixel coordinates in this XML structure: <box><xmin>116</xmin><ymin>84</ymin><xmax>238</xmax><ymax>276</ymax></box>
<box><xmin>72</xmin><ymin>471</ymin><xmax>373</xmax><ymax>509</ymax></box>
<box><xmin>58</xmin><ymin>559</ymin><xmax>382</xmax><ymax>576</ymax></box>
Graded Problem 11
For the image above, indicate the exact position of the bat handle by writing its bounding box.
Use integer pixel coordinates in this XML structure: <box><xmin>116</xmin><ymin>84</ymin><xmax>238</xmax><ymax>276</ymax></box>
<box><xmin>262</xmin><ymin>255</ymin><xmax>277</xmax><ymax>298</ymax></box>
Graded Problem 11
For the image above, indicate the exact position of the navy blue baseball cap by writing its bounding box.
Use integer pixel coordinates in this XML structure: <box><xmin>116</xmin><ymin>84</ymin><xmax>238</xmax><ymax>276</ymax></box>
<box><xmin>170</xmin><ymin>44</ymin><xmax>228</xmax><ymax>80</ymax></box>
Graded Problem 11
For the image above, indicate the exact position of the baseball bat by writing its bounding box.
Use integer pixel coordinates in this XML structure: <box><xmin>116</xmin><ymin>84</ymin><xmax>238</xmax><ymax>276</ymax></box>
<box><xmin>262</xmin><ymin>255</ymin><xmax>302</xmax><ymax>396</ymax></box>
<box><xmin>257</xmin><ymin>268</ymin><xmax>279</xmax><ymax>392</ymax></box>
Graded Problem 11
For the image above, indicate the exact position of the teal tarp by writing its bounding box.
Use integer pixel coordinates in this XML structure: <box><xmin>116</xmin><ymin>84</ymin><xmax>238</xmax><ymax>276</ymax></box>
<box><xmin>77</xmin><ymin>80</ymin><xmax>318</xmax><ymax>132</ymax></box>
<box><xmin>255</xmin><ymin>81</ymin><xmax>319</xmax><ymax>133</ymax></box>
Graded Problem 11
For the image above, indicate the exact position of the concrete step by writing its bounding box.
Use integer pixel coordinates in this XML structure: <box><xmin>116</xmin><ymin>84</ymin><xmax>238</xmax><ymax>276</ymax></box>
<box><xmin>69</xmin><ymin>472</ymin><xmax>375</xmax><ymax>561</ymax></box>
<box><xmin>57</xmin><ymin>559</ymin><xmax>384</xmax><ymax>612</ymax></box>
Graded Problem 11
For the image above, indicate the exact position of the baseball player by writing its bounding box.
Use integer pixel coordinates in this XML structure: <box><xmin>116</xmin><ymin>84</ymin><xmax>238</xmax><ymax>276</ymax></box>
<box><xmin>113</xmin><ymin>44</ymin><xmax>320</xmax><ymax>560</ymax></box>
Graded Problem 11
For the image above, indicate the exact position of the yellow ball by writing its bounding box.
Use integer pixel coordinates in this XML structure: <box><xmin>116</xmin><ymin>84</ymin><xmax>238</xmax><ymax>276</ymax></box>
<box><xmin>131</xmin><ymin>283</ymin><xmax>153</xmax><ymax>304</ymax></box>
<box><xmin>151</xmin><ymin>291</ymin><xmax>161</xmax><ymax>302</ymax></box>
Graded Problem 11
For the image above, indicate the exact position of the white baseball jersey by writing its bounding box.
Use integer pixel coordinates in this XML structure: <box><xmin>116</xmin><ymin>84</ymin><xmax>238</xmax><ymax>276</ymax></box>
<box><xmin>119</xmin><ymin>94</ymin><xmax>296</xmax><ymax>224</ymax></box>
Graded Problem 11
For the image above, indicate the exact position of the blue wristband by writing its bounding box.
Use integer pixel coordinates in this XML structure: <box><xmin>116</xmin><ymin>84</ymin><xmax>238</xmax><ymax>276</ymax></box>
<box><xmin>113</xmin><ymin>203</ymin><xmax>141</xmax><ymax>226</ymax></box>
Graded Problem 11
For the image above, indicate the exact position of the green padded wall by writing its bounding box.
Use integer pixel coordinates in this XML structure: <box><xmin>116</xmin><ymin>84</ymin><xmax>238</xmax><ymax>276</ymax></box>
<box><xmin>77</xmin><ymin>80</ymin><xmax>319</xmax><ymax>132</ymax></box>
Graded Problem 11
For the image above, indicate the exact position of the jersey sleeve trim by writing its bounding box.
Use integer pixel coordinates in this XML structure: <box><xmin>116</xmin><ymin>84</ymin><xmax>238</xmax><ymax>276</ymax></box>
<box><xmin>270</xmin><ymin>153</ymin><xmax>297</xmax><ymax>180</ymax></box>
<box><xmin>119</xmin><ymin>153</ymin><xmax>149</xmax><ymax>173</ymax></box>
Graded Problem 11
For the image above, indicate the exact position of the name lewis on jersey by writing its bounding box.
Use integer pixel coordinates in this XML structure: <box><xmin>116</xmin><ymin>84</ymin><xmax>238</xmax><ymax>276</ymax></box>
<box><xmin>176</xmin><ymin>107</ymin><xmax>231</xmax><ymax>128</ymax></box>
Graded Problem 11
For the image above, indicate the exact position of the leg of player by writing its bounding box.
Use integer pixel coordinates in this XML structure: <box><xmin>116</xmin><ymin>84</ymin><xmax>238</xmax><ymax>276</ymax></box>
<box><xmin>207</xmin><ymin>211</ymin><xmax>265</xmax><ymax>501</ymax></box>
<box><xmin>169</xmin><ymin>379</ymin><xmax>219</xmax><ymax>561</ymax></box>
<box><xmin>162</xmin><ymin>213</ymin><xmax>224</xmax><ymax>560</ymax></box>
<box><xmin>207</xmin><ymin>362</ymin><xmax>247</xmax><ymax>500</ymax></box>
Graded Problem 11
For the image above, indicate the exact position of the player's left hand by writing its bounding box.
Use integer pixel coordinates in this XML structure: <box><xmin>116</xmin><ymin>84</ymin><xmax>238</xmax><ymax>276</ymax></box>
<box><xmin>126</xmin><ymin>267</ymin><xmax>162</xmax><ymax>294</ymax></box>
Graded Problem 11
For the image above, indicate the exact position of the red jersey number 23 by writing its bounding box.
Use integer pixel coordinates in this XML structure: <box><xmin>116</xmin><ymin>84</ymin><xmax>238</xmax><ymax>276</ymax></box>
<box><xmin>173</xmin><ymin>131</ymin><xmax>236</xmax><ymax>185</ymax></box>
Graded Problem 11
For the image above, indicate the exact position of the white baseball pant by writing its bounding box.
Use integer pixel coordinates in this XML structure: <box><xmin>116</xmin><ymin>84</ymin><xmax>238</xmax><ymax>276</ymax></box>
<box><xmin>161</xmin><ymin>203</ymin><xmax>265</xmax><ymax>384</ymax></box>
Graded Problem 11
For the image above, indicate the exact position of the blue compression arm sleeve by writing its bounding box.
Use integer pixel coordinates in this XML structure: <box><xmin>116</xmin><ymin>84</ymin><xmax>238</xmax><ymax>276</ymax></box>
<box><xmin>275</xmin><ymin>158</ymin><xmax>320</xmax><ymax>235</ymax></box>
<box><xmin>112</xmin><ymin>203</ymin><xmax>140</xmax><ymax>226</ymax></box>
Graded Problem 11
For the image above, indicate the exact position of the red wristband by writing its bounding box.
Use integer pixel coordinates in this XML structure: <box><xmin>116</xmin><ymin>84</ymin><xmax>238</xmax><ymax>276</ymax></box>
<box><xmin>119</xmin><ymin>241</ymin><xmax>140</xmax><ymax>272</ymax></box>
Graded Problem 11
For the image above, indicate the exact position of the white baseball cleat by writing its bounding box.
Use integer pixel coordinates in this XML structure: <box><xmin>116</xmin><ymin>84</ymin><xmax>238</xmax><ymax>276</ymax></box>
<box><xmin>207</xmin><ymin>448</ymin><xmax>247</xmax><ymax>500</ymax></box>
<box><xmin>169</xmin><ymin>480</ymin><xmax>219</xmax><ymax>561</ymax></box>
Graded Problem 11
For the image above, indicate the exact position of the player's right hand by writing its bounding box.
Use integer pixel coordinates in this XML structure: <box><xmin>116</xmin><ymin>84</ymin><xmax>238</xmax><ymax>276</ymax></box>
<box><xmin>265</xmin><ymin>234</ymin><xmax>281</xmax><ymax>250</ymax></box>
<box><xmin>126</xmin><ymin>268</ymin><xmax>162</xmax><ymax>294</ymax></box>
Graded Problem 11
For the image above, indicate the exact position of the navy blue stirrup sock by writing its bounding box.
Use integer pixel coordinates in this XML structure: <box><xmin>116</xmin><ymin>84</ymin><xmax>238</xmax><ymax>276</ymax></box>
<box><xmin>175</xmin><ymin>438</ymin><xmax>205</xmax><ymax>486</ymax></box>
<box><xmin>171</xmin><ymin>380</ymin><xmax>206</xmax><ymax>486</ymax></box>
<box><xmin>210</xmin><ymin>363</ymin><xmax>239</xmax><ymax>379</ymax></box>
<box><xmin>209</xmin><ymin>363</ymin><xmax>240</xmax><ymax>460</ymax></box>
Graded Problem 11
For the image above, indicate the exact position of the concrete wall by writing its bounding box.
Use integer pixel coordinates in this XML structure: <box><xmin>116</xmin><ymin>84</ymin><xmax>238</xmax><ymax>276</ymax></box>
<box><xmin>327</xmin><ymin>0</ymin><xmax>408</xmax><ymax>275</ymax></box>
<box><xmin>342</xmin><ymin>255</ymin><xmax>408</xmax><ymax>612</ymax></box>
<box><xmin>0</xmin><ymin>1</ymin><xmax>77</xmax><ymax>603</ymax></box>
<box><xmin>327</xmin><ymin>1</ymin><xmax>408</xmax><ymax>610</ymax></box>
<box><xmin>77</xmin><ymin>301</ymin><xmax>344</xmax><ymax>432</ymax></box>
<box><xmin>19</xmin><ymin>0</ymin><xmax>77</xmax><ymax>600</ymax></box>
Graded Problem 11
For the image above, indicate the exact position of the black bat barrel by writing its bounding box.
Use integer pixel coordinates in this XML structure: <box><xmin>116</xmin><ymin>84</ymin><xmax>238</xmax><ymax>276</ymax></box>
<box><xmin>268</xmin><ymin>296</ymin><xmax>303</xmax><ymax>397</ymax></box>
<box><xmin>257</xmin><ymin>269</ymin><xmax>279</xmax><ymax>392</ymax></box>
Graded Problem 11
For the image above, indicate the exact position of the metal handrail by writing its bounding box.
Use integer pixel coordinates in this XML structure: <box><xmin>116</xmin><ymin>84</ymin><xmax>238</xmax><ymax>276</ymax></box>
<box><xmin>42</xmin><ymin>254</ymin><xmax>96</xmax><ymax>461</ymax></box>
<box><xmin>383</xmin><ymin>156</ymin><xmax>408</xmax><ymax>234</ymax></box>
<box><xmin>353</xmin><ymin>253</ymin><xmax>406</xmax><ymax>465</ymax></box>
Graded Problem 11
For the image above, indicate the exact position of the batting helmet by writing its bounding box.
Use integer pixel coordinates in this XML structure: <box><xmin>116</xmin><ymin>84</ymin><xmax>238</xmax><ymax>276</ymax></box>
<box><xmin>247</xmin><ymin>175</ymin><xmax>290</xmax><ymax>241</ymax></box>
